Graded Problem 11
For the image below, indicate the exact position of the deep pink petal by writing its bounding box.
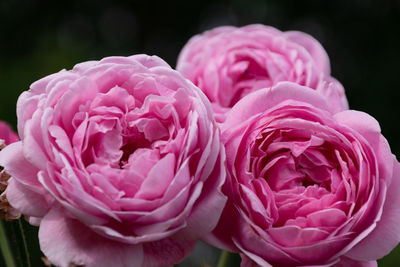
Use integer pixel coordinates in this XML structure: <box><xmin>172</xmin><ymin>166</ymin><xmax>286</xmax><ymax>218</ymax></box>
<box><xmin>177</xmin><ymin>150</ymin><xmax>227</xmax><ymax>241</ymax></box>
<box><xmin>345</xmin><ymin>160</ymin><xmax>400</xmax><ymax>260</ymax></box>
<box><xmin>0</xmin><ymin>121</ymin><xmax>18</xmax><ymax>144</ymax></box>
<box><xmin>240</xmin><ymin>253</ymin><xmax>273</xmax><ymax>267</ymax></box>
<box><xmin>334</xmin><ymin>257</ymin><xmax>377</xmax><ymax>267</ymax></box>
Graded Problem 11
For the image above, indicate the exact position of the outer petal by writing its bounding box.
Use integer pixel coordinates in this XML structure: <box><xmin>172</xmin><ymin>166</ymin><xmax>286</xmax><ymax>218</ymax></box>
<box><xmin>203</xmin><ymin>171</ymin><xmax>238</xmax><ymax>252</ymax></box>
<box><xmin>0</xmin><ymin>142</ymin><xmax>42</xmax><ymax>188</ymax></box>
<box><xmin>334</xmin><ymin>110</ymin><xmax>393</xmax><ymax>181</ymax></box>
<box><xmin>142</xmin><ymin>238</ymin><xmax>196</xmax><ymax>267</ymax></box>
<box><xmin>240</xmin><ymin>253</ymin><xmax>271</xmax><ymax>267</ymax></box>
<box><xmin>345</xmin><ymin>161</ymin><xmax>400</xmax><ymax>261</ymax></box>
<box><xmin>0</xmin><ymin>121</ymin><xmax>18</xmax><ymax>144</ymax></box>
<box><xmin>39</xmin><ymin>208</ymin><xmax>144</xmax><ymax>267</ymax></box>
<box><xmin>6</xmin><ymin>178</ymin><xmax>48</xmax><ymax>217</ymax></box>
<box><xmin>334</xmin><ymin>257</ymin><xmax>377</xmax><ymax>267</ymax></box>
<box><xmin>284</xmin><ymin>31</ymin><xmax>331</xmax><ymax>74</ymax></box>
<box><xmin>223</xmin><ymin>82</ymin><xmax>331</xmax><ymax>132</ymax></box>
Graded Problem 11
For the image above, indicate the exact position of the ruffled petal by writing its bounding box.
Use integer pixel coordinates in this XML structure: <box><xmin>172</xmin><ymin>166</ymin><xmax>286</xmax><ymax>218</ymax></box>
<box><xmin>284</xmin><ymin>31</ymin><xmax>331</xmax><ymax>74</ymax></box>
<box><xmin>345</xmin><ymin>161</ymin><xmax>400</xmax><ymax>260</ymax></box>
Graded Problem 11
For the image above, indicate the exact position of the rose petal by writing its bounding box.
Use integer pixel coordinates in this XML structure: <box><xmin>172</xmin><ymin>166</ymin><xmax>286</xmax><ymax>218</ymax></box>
<box><xmin>345</xmin><ymin>160</ymin><xmax>400</xmax><ymax>260</ymax></box>
<box><xmin>284</xmin><ymin>31</ymin><xmax>331</xmax><ymax>74</ymax></box>
<box><xmin>0</xmin><ymin>142</ymin><xmax>42</xmax><ymax>188</ymax></box>
<box><xmin>223</xmin><ymin>82</ymin><xmax>331</xmax><ymax>133</ymax></box>
<box><xmin>6</xmin><ymin>178</ymin><xmax>48</xmax><ymax>217</ymax></box>
<box><xmin>39</xmin><ymin>207</ymin><xmax>144</xmax><ymax>267</ymax></box>
<box><xmin>334</xmin><ymin>110</ymin><xmax>393</xmax><ymax>182</ymax></box>
<box><xmin>334</xmin><ymin>257</ymin><xmax>377</xmax><ymax>267</ymax></box>
<box><xmin>142</xmin><ymin>237</ymin><xmax>196</xmax><ymax>267</ymax></box>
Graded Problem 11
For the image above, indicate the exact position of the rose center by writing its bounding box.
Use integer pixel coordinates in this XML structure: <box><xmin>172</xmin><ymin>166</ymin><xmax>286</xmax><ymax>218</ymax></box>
<box><xmin>228</xmin><ymin>56</ymin><xmax>270</xmax><ymax>107</ymax></box>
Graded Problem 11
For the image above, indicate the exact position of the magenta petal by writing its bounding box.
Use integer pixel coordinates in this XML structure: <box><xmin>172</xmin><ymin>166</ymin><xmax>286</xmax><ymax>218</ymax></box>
<box><xmin>346</xmin><ymin>161</ymin><xmax>400</xmax><ymax>261</ymax></box>
<box><xmin>39</xmin><ymin>208</ymin><xmax>144</xmax><ymax>267</ymax></box>
<box><xmin>334</xmin><ymin>257</ymin><xmax>377</xmax><ymax>267</ymax></box>
<box><xmin>203</xmin><ymin>196</ymin><xmax>238</xmax><ymax>252</ymax></box>
<box><xmin>0</xmin><ymin>121</ymin><xmax>18</xmax><ymax>144</ymax></box>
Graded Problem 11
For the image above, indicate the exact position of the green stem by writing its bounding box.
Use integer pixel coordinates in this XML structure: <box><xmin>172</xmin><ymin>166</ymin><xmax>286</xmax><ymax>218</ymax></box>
<box><xmin>216</xmin><ymin>250</ymin><xmax>230</xmax><ymax>267</ymax></box>
<box><xmin>18</xmin><ymin>219</ymin><xmax>31</xmax><ymax>267</ymax></box>
<box><xmin>0</xmin><ymin>220</ymin><xmax>17</xmax><ymax>267</ymax></box>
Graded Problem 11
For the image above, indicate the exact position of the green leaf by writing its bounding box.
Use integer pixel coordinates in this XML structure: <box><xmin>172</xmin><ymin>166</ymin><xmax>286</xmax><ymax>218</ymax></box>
<box><xmin>0</xmin><ymin>219</ymin><xmax>32</xmax><ymax>267</ymax></box>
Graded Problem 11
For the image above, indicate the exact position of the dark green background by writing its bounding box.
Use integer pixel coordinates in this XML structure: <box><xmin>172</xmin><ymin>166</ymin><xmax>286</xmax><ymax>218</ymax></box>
<box><xmin>0</xmin><ymin>0</ymin><xmax>399</xmax><ymax>266</ymax></box>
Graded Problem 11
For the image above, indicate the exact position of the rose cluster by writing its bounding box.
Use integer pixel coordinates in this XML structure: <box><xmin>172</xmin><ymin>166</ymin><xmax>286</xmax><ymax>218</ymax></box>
<box><xmin>0</xmin><ymin>24</ymin><xmax>399</xmax><ymax>267</ymax></box>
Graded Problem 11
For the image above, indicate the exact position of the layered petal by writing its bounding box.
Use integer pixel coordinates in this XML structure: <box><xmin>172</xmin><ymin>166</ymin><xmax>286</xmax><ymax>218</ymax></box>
<box><xmin>213</xmin><ymin>82</ymin><xmax>399</xmax><ymax>266</ymax></box>
<box><xmin>177</xmin><ymin>24</ymin><xmax>348</xmax><ymax>122</ymax></box>
<box><xmin>2</xmin><ymin>54</ymin><xmax>226</xmax><ymax>267</ymax></box>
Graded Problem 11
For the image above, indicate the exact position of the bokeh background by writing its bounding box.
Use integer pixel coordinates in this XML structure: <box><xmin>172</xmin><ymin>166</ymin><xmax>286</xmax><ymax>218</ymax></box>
<box><xmin>0</xmin><ymin>0</ymin><xmax>399</xmax><ymax>266</ymax></box>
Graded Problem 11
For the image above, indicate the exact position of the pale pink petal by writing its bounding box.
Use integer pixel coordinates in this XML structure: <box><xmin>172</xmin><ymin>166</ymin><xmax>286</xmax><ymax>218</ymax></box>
<box><xmin>0</xmin><ymin>142</ymin><xmax>41</xmax><ymax>188</ymax></box>
<box><xmin>129</xmin><ymin>54</ymin><xmax>171</xmax><ymax>69</ymax></box>
<box><xmin>39</xmin><ymin>208</ymin><xmax>144</xmax><ymax>267</ymax></box>
<box><xmin>135</xmin><ymin>153</ymin><xmax>176</xmax><ymax>200</ymax></box>
<box><xmin>142</xmin><ymin>238</ymin><xmax>196</xmax><ymax>267</ymax></box>
<box><xmin>284</xmin><ymin>31</ymin><xmax>331</xmax><ymax>74</ymax></box>
<box><xmin>6</xmin><ymin>178</ymin><xmax>48</xmax><ymax>217</ymax></box>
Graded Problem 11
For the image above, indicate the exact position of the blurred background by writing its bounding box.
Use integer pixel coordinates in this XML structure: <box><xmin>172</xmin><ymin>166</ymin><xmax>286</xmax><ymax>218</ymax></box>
<box><xmin>0</xmin><ymin>0</ymin><xmax>399</xmax><ymax>266</ymax></box>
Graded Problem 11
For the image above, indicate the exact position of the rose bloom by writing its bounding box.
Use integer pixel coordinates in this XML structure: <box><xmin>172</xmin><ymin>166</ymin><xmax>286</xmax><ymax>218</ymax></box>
<box><xmin>177</xmin><ymin>24</ymin><xmax>348</xmax><ymax>122</ymax></box>
<box><xmin>0</xmin><ymin>55</ymin><xmax>226</xmax><ymax>267</ymax></box>
<box><xmin>0</xmin><ymin>121</ymin><xmax>18</xmax><ymax>145</ymax></box>
<box><xmin>0</xmin><ymin>120</ymin><xmax>19</xmax><ymax>220</ymax></box>
<box><xmin>208</xmin><ymin>82</ymin><xmax>400</xmax><ymax>266</ymax></box>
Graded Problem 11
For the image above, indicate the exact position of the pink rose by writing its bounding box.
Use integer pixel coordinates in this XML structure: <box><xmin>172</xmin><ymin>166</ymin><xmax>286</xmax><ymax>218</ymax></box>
<box><xmin>0</xmin><ymin>121</ymin><xmax>18</xmax><ymax>145</ymax></box>
<box><xmin>0</xmin><ymin>55</ymin><xmax>226</xmax><ymax>267</ymax></box>
<box><xmin>0</xmin><ymin>121</ymin><xmax>19</xmax><ymax>220</ymax></box>
<box><xmin>177</xmin><ymin>24</ymin><xmax>348</xmax><ymax>122</ymax></box>
<box><xmin>209</xmin><ymin>82</ymin><xmax>400</xmax><ymax>266</ymax></box>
